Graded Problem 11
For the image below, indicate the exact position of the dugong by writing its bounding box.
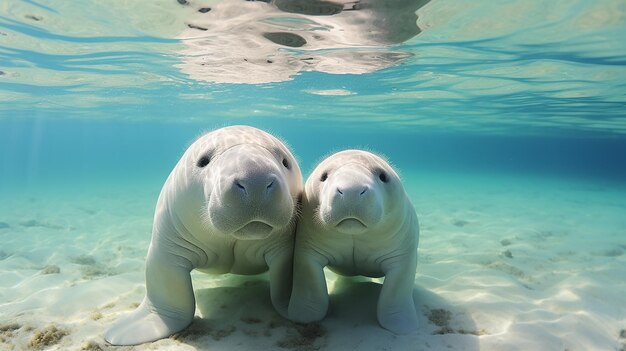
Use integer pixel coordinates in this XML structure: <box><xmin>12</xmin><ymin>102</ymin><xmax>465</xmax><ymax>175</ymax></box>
<box><xmin>105</xmin><ymin>125</ymin><xmax>303</xmax><ymax>345</ymax></box>
<box><xmin>288</xmin><ymin>150</ymin><xmax>419</xmax><ymax>334</ymax></box>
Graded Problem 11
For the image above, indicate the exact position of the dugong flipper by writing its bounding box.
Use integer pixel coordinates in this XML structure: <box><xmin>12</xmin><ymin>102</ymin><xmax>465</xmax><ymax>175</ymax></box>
<box><xmin>288</xmin><ymin>150</ymin><xmax>419</xmax><ymax>334</ymax></box>
<box><xmin>104</xmin><ymin>244</ymin><xmax>195</xmax><ymax>344</ymax></box>
<box><xmin>105</xmin><ymin>126</ymin><xmax>303</xmax><ymax>345</ymax></box>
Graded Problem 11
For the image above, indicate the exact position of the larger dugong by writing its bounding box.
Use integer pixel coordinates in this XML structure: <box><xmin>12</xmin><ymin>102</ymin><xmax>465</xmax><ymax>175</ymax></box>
<box><xmin>105</xmin><ymin>125</ymin><xmax>303</xmax><ymax>345</ymax></box>
<box><xmin>288</xmin><ymin>150</ymin><xmax>419</xmax><ymax>334</ymax></box>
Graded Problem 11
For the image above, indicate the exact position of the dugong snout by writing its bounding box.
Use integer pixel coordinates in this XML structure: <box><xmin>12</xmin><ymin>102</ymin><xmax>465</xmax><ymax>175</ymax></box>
<box><xmin>207</xmin><ymin>145</ymin><xmax>295</xmax><ymax>239</ymax></box>
<box><xmin>334</xmin><ymin>183</ymin><xmax>371</xmax><ymax>202</ymax></box>
<box><xmin>320</xmin><ymin>165</ymin><xmax>383</xmax><ymax>234</ymax></box>
<box><xmin>231</xmin><ymin>173</ymin><xmax>280</xmax><ymax>201</ymax></box>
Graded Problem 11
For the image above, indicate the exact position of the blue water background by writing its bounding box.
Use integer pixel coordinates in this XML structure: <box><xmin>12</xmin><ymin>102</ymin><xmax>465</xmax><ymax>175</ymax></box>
<box><xmin>1</xmin><ymin>0</ymin><xmax>626</xmax><ymax>192</ymax></box>
<box><xmin>2</xmin><ymin>118</ymin><xmax>626</xmax><ymax>197</ymax></box>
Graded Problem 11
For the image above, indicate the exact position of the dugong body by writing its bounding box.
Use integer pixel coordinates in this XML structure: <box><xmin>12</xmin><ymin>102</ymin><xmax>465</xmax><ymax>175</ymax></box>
<box><xmin>288</xmin><ymin>150</ymin><xmax>419</xmax><ymax>334</ymax></box>
<box><xmin>105</xmin><ymin>126</ymin><xmax>303</xmax><ymax>345</ymax></box>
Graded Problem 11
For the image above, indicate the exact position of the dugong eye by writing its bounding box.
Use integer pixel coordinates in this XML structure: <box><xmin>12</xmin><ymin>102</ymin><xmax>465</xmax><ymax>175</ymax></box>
<box><xmin>282</xmin><ymin>158</ymin><xmax>290</xmax><ymax>169</ymax></box>
<box><xmin>378</xmin><ymin>171</ymin><xmax>389</xmax><ymax>183</ymax></box>
<box><xmin>197</xmin><ymin>155</ymin><xmax>211</xmax><ymax>168</ymax></box>
<box><xmin>320</xmin><ymin>172</ymin><xmax>328</xmax><ymax>182</ymax></box>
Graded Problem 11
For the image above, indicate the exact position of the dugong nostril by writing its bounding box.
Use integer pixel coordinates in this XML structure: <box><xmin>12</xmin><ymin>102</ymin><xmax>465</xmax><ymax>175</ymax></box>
<box><xmin>336</xmin><ymin>187</ymin><xmax>343</xmax><ymax>195</ymax></box>
<box><xmin>235</xmin><ymin>180</ymin><xmax>246</xmax><ymax>192</ymax></box>
<box><xmin>265</xmin><ymin>174</ymin><xmax>280</xmax><ymax>194</ymax></box>
<box><xmin>360</xmin><ymin>187</ymin><xmax>368</xmax><ymax>196</ymax></box>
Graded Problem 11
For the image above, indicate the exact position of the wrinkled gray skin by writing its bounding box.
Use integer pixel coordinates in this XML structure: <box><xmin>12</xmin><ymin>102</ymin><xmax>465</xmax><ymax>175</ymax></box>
<box><xmin>105</xmin><ymin>126</ymin><xmax>303</xmax><ymax>345</ymax></box>
<box><xmin>288</xmin><ymin>150</ymin><xmax>419</xmax><ymax>334</ymax></box>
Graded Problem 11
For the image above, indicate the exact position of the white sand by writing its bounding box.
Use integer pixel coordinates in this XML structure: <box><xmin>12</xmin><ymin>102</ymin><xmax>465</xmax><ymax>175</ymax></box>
<box><xmin>1</xmin><ymin>171</ymin><xmax>625</xmax><ymax>350</ymax></box>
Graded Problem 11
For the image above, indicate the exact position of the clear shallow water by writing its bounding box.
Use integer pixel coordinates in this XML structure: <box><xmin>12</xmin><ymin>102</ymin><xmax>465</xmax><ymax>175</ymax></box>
<box><xmin>1</xmin><ymin>0</ymin><xmax>626</xmax><ymax>350</ymax></box>
<box><xmin>1</xmin><ymin>0</ymin><xmax>625</xmax><ymax>188</ymax></box>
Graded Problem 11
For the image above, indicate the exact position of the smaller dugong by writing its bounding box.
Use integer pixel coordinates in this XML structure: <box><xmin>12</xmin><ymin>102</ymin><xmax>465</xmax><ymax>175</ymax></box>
<box><xmin>105</xmin><ymin>126</ymin><xmax>303</xmax><ymax>345</ymax></box>
<box><xmin>288</xmin><ymin>150</ymin><xmax>419</xmax><ymax>334</ymax></box>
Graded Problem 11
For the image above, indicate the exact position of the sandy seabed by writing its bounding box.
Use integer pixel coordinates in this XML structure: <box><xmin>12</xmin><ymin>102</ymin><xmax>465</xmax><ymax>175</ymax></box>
<box><xmin>1</xmin><ymin>170</ymin><xmax>625</xmax><ymax>351</ymax></box>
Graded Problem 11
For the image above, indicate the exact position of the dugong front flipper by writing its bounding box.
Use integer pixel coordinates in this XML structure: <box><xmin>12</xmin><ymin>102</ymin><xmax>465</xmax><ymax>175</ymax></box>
<box><xmin>105</xmin><ymin>242</ymin><xmax>195</xmax><ymax>345</ymax></box>
<box><xmin>288</xmin><ymin>248</ymin><xmax>329</xmax><ymax>323</ymax></box>
<box><xmin>265</xmin><ymin>242</ymin><xmax>296</xmax><ymax>317</ymax></box>
<box><xmin>376</xmin><ymin>247</ymin><xmax>418</xmax><ymax>334</ymax></box>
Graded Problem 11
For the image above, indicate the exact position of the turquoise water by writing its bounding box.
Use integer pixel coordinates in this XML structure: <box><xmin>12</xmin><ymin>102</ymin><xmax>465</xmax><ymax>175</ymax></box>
<box><xmin>2</xmin><ymin>119</ymin><xmax>626</xmax><ymax>192</ymax></box>
<box><xmin>1</xmin><ymin>1</ymin><xmax>626</xmax><ymax>350</ymax></box>
<box><xmin>1</xmin><ymin>0</ymin><xmax>625</xmax><ymax>191</ymax></box>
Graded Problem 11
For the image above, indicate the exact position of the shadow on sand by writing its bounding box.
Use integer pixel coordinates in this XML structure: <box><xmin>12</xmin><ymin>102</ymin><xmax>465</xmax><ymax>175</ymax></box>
<box><xmin>174</xmin><ymin>275</ymin><xmax>480</xmax><ymax>350</ymax></box>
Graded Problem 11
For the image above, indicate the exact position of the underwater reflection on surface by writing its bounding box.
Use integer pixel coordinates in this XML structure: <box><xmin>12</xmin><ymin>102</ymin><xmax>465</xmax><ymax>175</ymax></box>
<box><xmin>177</xmin><ymin>0</ymin><xmax>430</xmax><ymax>83</ymax></box>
